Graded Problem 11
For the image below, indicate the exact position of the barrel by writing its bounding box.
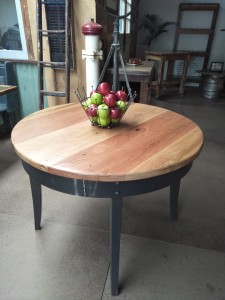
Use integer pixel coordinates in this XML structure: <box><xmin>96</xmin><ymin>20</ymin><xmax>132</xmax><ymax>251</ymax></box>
<box><xmin>201</xmin><ymin>76</ymin><xmax>224</xmax><ymax>99</ymax></box>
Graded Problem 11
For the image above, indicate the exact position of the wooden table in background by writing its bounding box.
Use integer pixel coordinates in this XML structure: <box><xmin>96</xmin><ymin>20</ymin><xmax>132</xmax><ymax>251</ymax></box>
<box><xmin>107</xmin><ymin>61</ymin><xmax>155</xmax><ymax>104</ymax></box>
<box><xmin>11</xmin><ymin>103</ymin><xmax>203</xmax><ymax>296</ymax></box>
<box><xmin>0</xmin><ymin>84</ymin><xmax>17</xmax><ymax>96</ymax></box>
<box><xmin>0</xmin><ymin>85</ymin><xmax>18</xmax><ymax>133</ymax></box>
<box><xmin>145</xmin><ymin>51</ymin><xmax>190</xmax><ymax>99</ymax></box>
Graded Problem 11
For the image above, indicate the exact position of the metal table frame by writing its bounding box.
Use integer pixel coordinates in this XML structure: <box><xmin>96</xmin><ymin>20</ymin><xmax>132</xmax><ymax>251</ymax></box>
<box><xmin>22</xmin><ymin>160</ymin><xmax>192</xmax><ymax>296</ymax></box>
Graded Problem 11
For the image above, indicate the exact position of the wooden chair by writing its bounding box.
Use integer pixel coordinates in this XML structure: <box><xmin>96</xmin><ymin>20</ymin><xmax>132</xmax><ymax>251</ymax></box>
<box><xmin>0</xmin><ymin>61</ymin><xmax>19</xmax><ymax>133</ymax></box>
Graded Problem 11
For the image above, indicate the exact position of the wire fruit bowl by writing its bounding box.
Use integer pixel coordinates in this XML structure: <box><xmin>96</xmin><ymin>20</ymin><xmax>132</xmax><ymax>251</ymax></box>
<box><xmin>75</xmin><ymin>82</ymin><xmax>136</xmax><ymax>128</ymax></box>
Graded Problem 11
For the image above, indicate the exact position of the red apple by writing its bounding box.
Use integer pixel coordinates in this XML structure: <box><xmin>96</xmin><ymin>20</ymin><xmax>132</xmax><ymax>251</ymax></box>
<box><xmin>110</xmin><ymin>107</ymin><xmax>122</xmax><ymax>120</ymax></box>
<box><xmin>97</xmin><ymin>82</ymin><xmax>111</xmax><ymax>96</ymax></box>
<box><xmin>90</xmin><ymin>90</ymin><xmax>96</xmax><ymax>97</ymax></box>
<box><xmin>104</xmin><ymin>93</ymin><xmax>117</xmax><ymax>108</ymax></box>
<box><xmin>115</xmin><ymin>90</ymin><xmax>127</xmax><ymax>101</ymax></box>
<box><xmin>86</xmin><ymin>104</ymin><xmax>98</xmax><ymax>117</ymax></box>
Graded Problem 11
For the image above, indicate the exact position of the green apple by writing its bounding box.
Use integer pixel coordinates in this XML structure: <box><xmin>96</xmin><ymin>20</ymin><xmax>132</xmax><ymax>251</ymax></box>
<box><xmin>86</xmin><ymin>98</ymin><xmax>92</xmax><ymax>106</ymax></box>
<box><xmin>90</xmin><ymin>116</ymin><xmax>98</xmax><ymax>124</ymax></box>
<box><xmin>82</xmin><ymin>98</ymin><xmax>92</xmax><ymax>110</ymax></box>
<box><xmin>98</xmin><ymin>117</ymin><xmax>111</xmax><ymax>127</ymax></box>
<box><xmin>117</xmin><ymin>100</ymin><xmax>127</xmax><ymax>112</ymax></box>
<box><xmin>111</xmin><ymin>118</ymin><xmax>120</xmax><ymax>124</ymax></box>
<box><xmin>91</xmin><ymin>92</ymin><xmax>103</xmax><ymax>105</ymax></box>
<box><xmin>97</xmin><ymin>103</ymin><xmax>109</xmax><ymax>118</ymax></box>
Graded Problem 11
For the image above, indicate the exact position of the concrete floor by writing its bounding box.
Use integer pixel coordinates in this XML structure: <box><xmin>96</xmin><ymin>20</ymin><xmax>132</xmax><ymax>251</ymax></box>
<box><xmin>0</xmin><ymin>89</ymin><xmax>225</xmax><ymax>299</ymax></box>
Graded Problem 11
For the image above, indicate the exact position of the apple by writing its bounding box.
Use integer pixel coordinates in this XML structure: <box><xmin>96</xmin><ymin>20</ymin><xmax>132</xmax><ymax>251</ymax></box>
<box><xmin>82</xmin><ymin>98</ymin><xmax>92</xmax><ymax>110</ymax></box>
<box><xmin>86</xmin><ymin>98</ymin><xmax>93</xmax><ymax>106</ymax></box>
<box><xmin>90</xmin><ymin>116</ymin><xmax>98</xmax><ymax>124</ymax></box>
<box><xmin>91</xmin><ymin>92</ymin><xmax>103</xmax><ymax>105</ymax></box>
<box><xmin>117</xmin><ymin>100</ymin><xmax>127</xmax><ymax>112</ymax></box>
<box><xmin>104</xmin><ymin>93</ymin><xmax>117</xmax><ymax>108</ymax></box>
<box><xmin>82</xmin><ymin>101</ymin><xmax>88</xmax><ymax>111</ymax></box>
<box><xmin>90</xmin><ymin>89</ymin><xmax>97</xmax><ymax>97</ymax></box>
<box><xmin>97</xmin><ymin>103</ymin><xmax>109</xmax><ymax>118</ymax></box>
<box><xmin>115</xmin><ymin>90</ymin><xmax>127</xmax><ymax>101</ymax></box>
<box><xmin>97</xmin><ymin>82</ymin><xmax>111</xmax><ymax>96</ymax></box>
<box><xmin>129</xmin><ymin>57</ymin><xmax>141</xmax><ymax>64</ymax></box>
<box><xmin>110</xmin><ymin>107</ymin><xmax>122</xmax><ymax>119</ymax></box>
<box><xmin>98</xmin><ymin>117</ymin><xmax>111</xmax><ymax>127</ymax></box>
<box><xmin>86</xmin><ymin>104</ymin><xmax>98</xmax><ymax>117</ymax></box>
<box><xmin>110</xmin><ymin>107</ymin><xmax>122</xmax><ymax>124</ymax></box>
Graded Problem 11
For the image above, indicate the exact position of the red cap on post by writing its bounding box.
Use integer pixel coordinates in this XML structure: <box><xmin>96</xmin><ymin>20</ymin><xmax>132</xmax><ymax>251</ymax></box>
<box><xmin>82</xmin><ymin>18</ymin><xmax>103</xmax><ymax>36</ymax></box>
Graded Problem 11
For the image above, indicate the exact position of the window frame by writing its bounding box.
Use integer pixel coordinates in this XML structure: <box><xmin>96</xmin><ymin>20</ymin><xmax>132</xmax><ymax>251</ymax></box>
<box><xmin>119</xmin><ymin>0</ymin><xmax>131</xmax><ymax>34</ymax></box>
<box><xmin>0</xmin><ymin>0</ymin><xmax>34</xmax><ymax>61</ymax></box>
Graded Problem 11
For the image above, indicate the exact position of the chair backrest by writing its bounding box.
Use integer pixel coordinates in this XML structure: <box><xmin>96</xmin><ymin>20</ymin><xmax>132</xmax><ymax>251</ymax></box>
<box><xmin>0</xmin><ymin>61</ymin><xmax>19</xmax><ymax>113</ymax></box>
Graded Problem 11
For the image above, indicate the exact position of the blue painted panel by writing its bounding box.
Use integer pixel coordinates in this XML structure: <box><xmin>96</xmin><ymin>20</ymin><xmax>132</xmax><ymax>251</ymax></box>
<box><xmin>14</xmin><ymin>63</ymin><xmax>39</xmax><ymax>117</ymax></box>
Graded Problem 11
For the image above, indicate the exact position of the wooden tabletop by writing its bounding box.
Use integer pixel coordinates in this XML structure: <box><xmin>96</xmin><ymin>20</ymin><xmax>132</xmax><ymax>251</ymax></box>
<box><xmin>0</xmin><ymin>85</ymin><xmax>17</xmax><ymax>96</ymax></box>
<box><xmin>108</xmin><ymin>61</ymin><xmax>154</xmax><ymax>76</ymax></box>
<box><xmin>11</xmin><ymin>103</ymin><xmax>203</xmax><ymax>182</ymax></box>
<box><xmin>145</xmin><ymin>51</ymin><xmax>190</xmax><ymax>60</ymax></box>
<box><xmin>145</xmin><ymin>51</ymin><xmax>189</xmax><ymax>56</ymax></box>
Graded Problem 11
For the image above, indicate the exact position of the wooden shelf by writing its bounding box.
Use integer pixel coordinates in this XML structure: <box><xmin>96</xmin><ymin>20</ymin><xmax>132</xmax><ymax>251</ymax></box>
<box><xmin>177</xmin><ymin>28</ymin><xmax>214</xmax><ymax>34</ymax></box>
<box><xmin>179</xmin><ymin>4</ymin><xmax>219</xmax><ymax>11</ymax></box>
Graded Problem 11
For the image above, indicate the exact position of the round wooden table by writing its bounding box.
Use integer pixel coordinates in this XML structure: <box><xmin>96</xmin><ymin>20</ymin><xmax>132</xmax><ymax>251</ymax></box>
<box><xmin>11</xmin><ymin>103</ymin><xmax>203</xmax><ymax>296</ymax></box>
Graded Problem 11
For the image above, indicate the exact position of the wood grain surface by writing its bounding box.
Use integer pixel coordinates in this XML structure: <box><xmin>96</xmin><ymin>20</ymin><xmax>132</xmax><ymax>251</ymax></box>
<box><xmin>11</xmin><ymin>103</ymin><xmax>203</xmax><ymax>182</ymax></box>
<box><xmin>0</xmin><ymin>85</ymin><xmax>17</xmax><ymax>96</ymax></box>
<box><xmin>108</xmin><ymin>61</ymin><xmax>155</xmax><ymax>76</ymax></box>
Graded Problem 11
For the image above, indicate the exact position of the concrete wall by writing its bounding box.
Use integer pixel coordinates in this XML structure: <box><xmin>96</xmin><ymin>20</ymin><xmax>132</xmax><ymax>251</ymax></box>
<box><xmin>136</xmin><ymin>0</ymin><xmax>225</xmax><ymax>67</ymax></box>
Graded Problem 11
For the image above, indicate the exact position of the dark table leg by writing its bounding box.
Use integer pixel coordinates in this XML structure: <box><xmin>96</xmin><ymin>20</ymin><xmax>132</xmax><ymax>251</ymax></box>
<box><xmin>139</xmin><ymin>81</ymin><xmax>149</xmax><ymax>104</ymax></box>
<box><xmin>22</xmin><ymin>161</ymin><xmax>192</xmax><ymax>296</ymax></box>
<box><xmin>170</xmin><ymin>179</ymin><xmax>181</xmax><ymax>221</ymax></box>
<box><xmin>110</xmin><ymin>196</ymin><xmax>123</xmax><ymax>296</ymax></box>
<box><xmin>29</xmin><ymin>176</ymin><xmax>42</xmax><ymax>230</ymax></box>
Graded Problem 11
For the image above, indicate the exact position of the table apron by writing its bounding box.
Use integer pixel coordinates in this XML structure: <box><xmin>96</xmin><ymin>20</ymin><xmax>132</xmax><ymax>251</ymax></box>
<box><xmin>118</xmin><ymin>74</ymin><xmax>150</xmax><ymax>83</ymax></box>
<box><xmin>22</xmin><ymin>161</ymin><xmax>192</xmax><ymax>198</ymax></box>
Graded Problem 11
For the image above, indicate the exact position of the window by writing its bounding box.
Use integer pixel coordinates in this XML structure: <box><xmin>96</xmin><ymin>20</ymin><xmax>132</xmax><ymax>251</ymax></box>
<box><xmin>119</xmin><ymin>0</ymin><xmax>131</xmax><ymax>34</ymax></box>
<box><xmin>105</xmin><ymin>0</ymin><xmax>132</xmax><ymax>34</ymax></box>
<box><xmin>0</xmin><ymin>0</ymin><xmax>28</xmax><ymax>60</ymax></box>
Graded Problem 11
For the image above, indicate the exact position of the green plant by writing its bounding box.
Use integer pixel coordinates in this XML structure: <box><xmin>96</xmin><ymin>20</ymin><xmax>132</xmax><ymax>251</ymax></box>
<box><xmin>139</xmin><ymin>13</ymin><xmax>175</xmax><ymax>49</ymax></box>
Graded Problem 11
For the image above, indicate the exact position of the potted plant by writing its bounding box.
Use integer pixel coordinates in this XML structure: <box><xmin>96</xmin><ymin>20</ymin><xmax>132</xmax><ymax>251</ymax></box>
<box><xmin>139</xmin><ymin>13</ymin><xmax>175</xmax><ymax>49</ymax></box>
